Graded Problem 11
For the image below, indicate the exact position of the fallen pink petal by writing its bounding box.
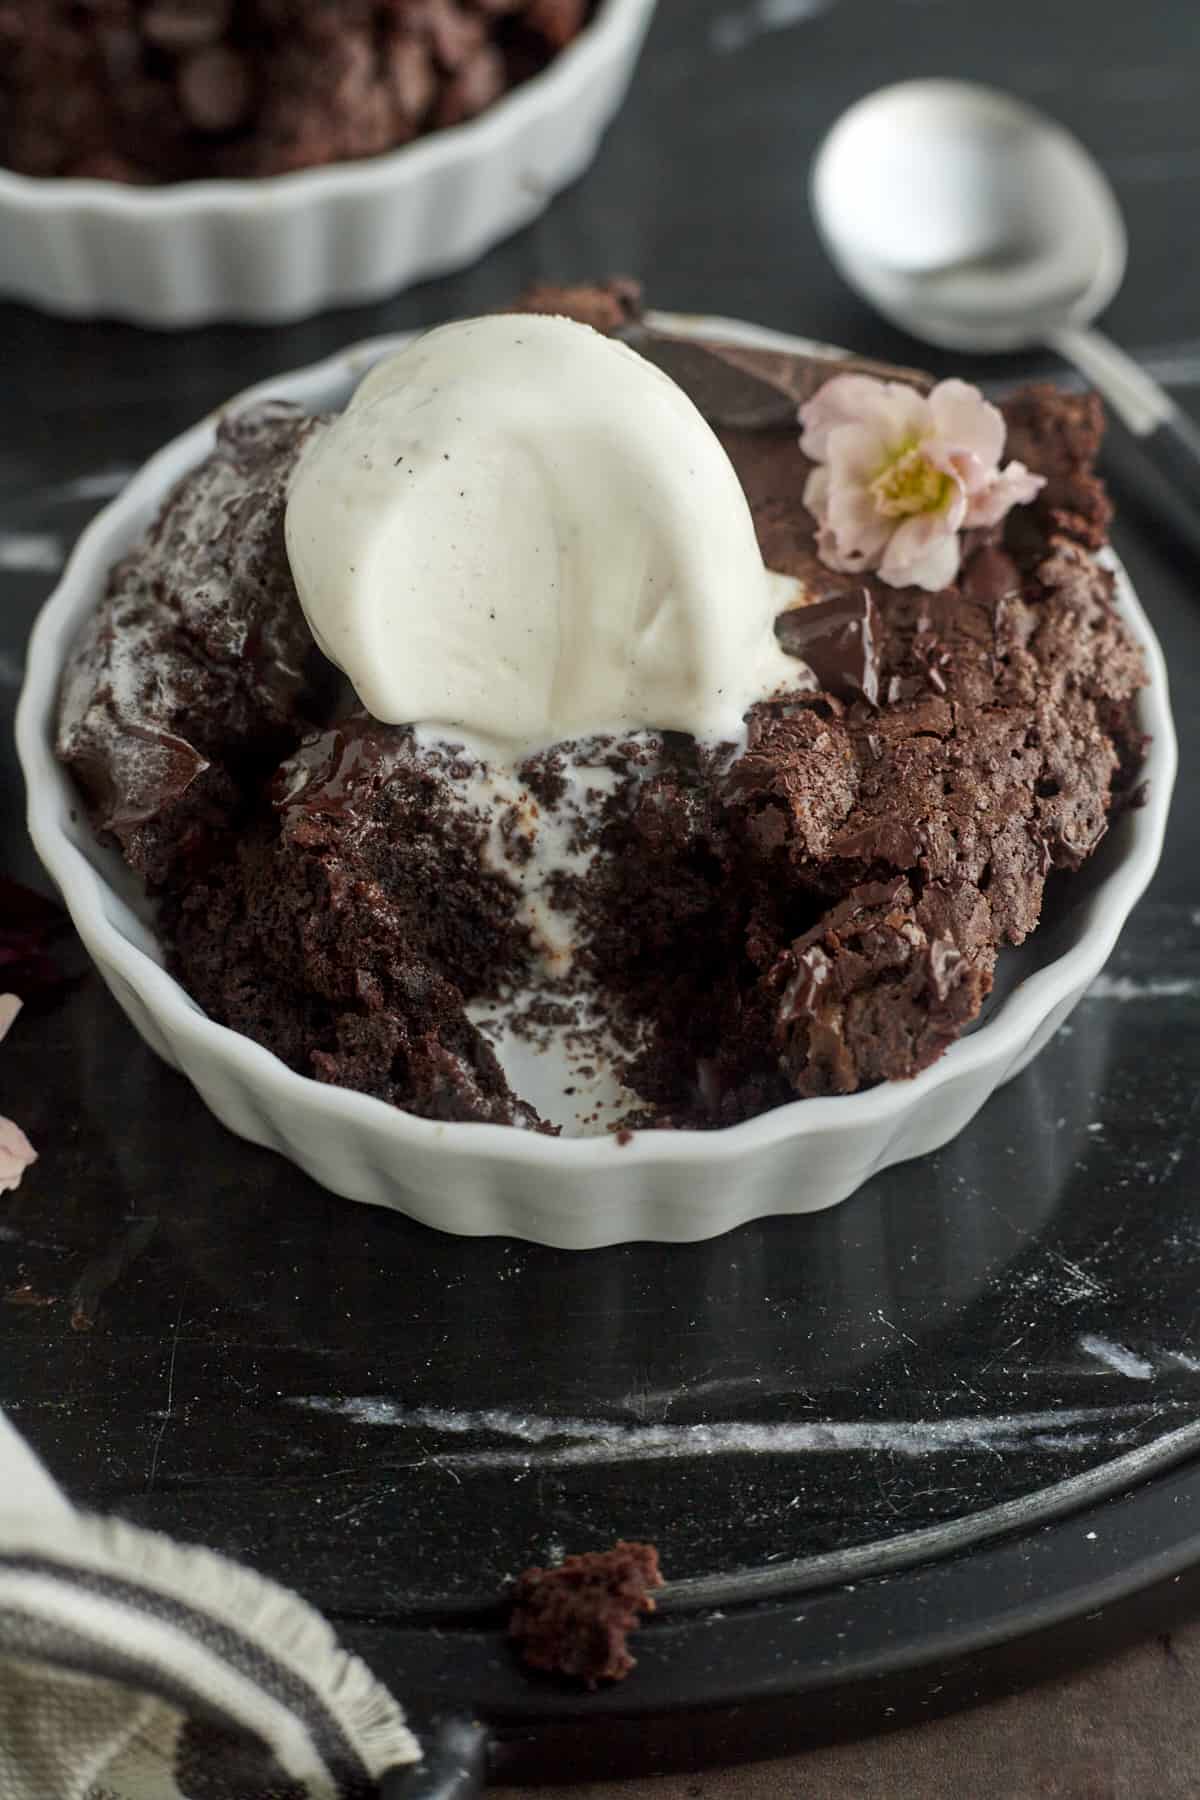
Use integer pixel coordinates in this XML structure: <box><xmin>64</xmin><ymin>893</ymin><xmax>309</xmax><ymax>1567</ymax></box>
<box><xmin>0</xmin><ymin>1118</ymin><xmax>35</xmax><ymax>1194</ymax></box>
<box><xmin>0</xmin><ymin>993</ymin><xmax>20</xmax><ymax>1044</ymax></box>
<box><xmin>0</xmin><ymin>992</ymin><xmax>36</xmax><ymax>1190</ymax></box>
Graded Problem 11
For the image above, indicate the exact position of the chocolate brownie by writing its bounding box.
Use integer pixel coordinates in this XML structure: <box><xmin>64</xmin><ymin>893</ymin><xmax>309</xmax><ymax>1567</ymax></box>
<box><xmin>0</xmin><ymin>1</ymin><xmax>592</xmax><ymax>183</ymax></box>
<box><xmin>509</xmin><ymin>1541</ymin><xmax>663</xmax><ymax>1685</ymax></box>
<box><xmin>55</xmin><ymin>282</ymin><xmax>1148</xmax><ymax>1132</ymax></box>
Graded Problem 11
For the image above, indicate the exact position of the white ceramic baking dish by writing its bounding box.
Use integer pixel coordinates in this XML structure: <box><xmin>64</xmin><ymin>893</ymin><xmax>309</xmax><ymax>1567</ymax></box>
<box><xmin>16</xmin><ymin>314</ymin><xmax>1177</xmax><ymax>1245</ymax></box>
<box><xmin>0</xmin><ymin>0</ymin><xmax>656</xmax><ymax>327</ymax></box>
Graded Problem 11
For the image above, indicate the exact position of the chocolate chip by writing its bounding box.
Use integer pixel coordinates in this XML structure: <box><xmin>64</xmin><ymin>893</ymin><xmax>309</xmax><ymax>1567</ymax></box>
<box><xmin>522</xmin><ymin>0</ymin><xmax>589</xmax><ymax>49</ymax></box>
<box><xmin>621</xmin><ymin>329</ymin><xmax>802</xmax><ymax>432</ymax></box>
<box><xmin>143</xmin><ymin>0</ymin><xmax>233</xmax><ymax>53</ymax></box>
<box><xmin>424</xmin><ymin>0</ymin><xmax>487</xmax><ymax>72</ymax></box>
<box><xmin>961</xmin><ymin>542</ymin><xmax>1022</xmax><ymax>608</ymax></box>
<box><xmin>178</xmin><ymin>46</ymin><xmax>252</xmax><ymax>134</ymax></box>
<box><xmin>99</xmin><ymin>27</ymin><xmax>143</xmax><ymax>84</ymax></box>
<box><xmin>388</xmin><ymin>35</ymin><xmax>437</xmax><ymax>125</ymax></box>
<box><xmin>435</xmin><ymin>43</ymin><xmax>506</xmax><ymax>127</ymax></box>
<box><xmin>775</xmin><ymin>589</ymin><xmax>882</xmax><ymax>707</ymax></box>
<box><xmin>66</xmin><ymin>150</ymin><xmax>144</xmax><ymax>182</ymax></box>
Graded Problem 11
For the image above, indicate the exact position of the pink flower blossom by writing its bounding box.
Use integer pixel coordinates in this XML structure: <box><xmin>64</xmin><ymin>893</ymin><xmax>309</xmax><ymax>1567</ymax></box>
<box><xmin>0</xmin><ymin>993</ymin><xmax>36</xmax><ymax>1194</ymax></box>
<box><xmin>799</xmin><ymin>375</ymin><xmax>1045</xmax><ymax>592</ymax></box>
<box><xmin>0</xmin><ymin>1118</ymin><xmax>35</xmax><ymax>1195</ymax></box>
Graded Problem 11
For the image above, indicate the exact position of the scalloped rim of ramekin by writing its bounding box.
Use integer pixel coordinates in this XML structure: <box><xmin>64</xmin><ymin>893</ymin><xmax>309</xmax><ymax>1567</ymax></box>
<box><xmin>0</xmin><ymin>0</ymin><xmax>654</xmax><ymax>214</ymax></box>
<box><xmin>17</xmin><ymin>313</ymin><xmax>1178</xmax><ymax>1183</ymax></box>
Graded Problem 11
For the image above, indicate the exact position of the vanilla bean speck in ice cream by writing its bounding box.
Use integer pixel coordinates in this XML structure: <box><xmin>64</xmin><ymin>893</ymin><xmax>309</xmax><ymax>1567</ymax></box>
<box><xmin>283</xmin><ymin>313</ymin><xmax>810</xmax><ymax>757</ymax></box>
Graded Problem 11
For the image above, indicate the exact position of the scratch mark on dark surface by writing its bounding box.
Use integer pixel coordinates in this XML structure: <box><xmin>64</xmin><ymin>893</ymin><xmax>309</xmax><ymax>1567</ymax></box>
<box><xmin>876</xmin><ymin>1310</ymin><xmax>920</xmax><ymax>1349</ymax></box>
<box><xmin>291</xmin><ymin>1398</ymin><xmax>1172</xmax><ymax>1465</ymax></box>
<box><xmin>146</xmin><ymin>1291</ymin><xmax>185</xmax><ymax>1492</ymax></box>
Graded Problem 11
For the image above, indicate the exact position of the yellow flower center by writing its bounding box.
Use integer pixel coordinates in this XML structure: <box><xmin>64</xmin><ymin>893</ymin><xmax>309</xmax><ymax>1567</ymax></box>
<box><xmin>870</xmin><ymin>444</ymin><xmax>953</xmax><ymax>519</ymax></box>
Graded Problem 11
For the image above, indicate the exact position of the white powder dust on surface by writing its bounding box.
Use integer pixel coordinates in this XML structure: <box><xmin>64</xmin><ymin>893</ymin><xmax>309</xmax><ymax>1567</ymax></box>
<box><xmin>0</xmin><ymin>532</ymin><xmax>63</xmax><ymax>574</ymax></box>
<box><xmin>61</xmin><ymin>468</ymin><xmax>134</xmax><ymax>502</ymax></box>
<box><xmin>290</xmin><ymin>1397</ymin><xmax>1163</xmax><ymax>1466</ymax></box>
<box><xmin>1085</xmin><ymin>974</ymin><xmax>1198</xmax><ymax>1002</ymax></box>
<box><xmin>710</xmin><ymin>0</ymin><xmax>833</xmax><ymax>55</ymax></box>
<box><xmin>1044</xmin><ymin>1252</ymin><xmax>1109</xmax><ymax>1303</ymax></box>
<box><xmin>1078</xmin><ymin>1335</ymin><xmax>1154</xmax><ymax>1380</ymax></box>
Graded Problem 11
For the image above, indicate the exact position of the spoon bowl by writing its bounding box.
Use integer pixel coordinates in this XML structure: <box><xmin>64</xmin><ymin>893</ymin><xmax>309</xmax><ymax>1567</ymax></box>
<box><xmin>811</xmin><ymin>77</ymin><xmax>1200</xmax><ymax>508</ymax></box>
<box><xmin>812</xmin><ymin>80</ymin><xmax>1127</xmax><ymax>352</ymax></box>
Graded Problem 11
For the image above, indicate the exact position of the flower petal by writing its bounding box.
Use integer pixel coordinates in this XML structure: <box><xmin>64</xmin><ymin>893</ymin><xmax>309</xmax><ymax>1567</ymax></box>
<box><xmin>803</xmin><ymin>464</ymin><xmax>831</xmax><ymax>523</ymax></box>
<box><xmin>879</xmin><ymin>510</ymin><xmax>963</xmax><ymax>590</ymax></box>
<box><xmin>0</xmin><ymin>1117</ymin><xmax>35</xmax><ymax>1195</ymax></box>
<box><xmin>799</xmin><ymin>375</ymin><xmax>883</xmax><ymax>459</ymax></box>
<box><xmin>816</xmin><ymin>520</ymin><xmax>885</xmax><ymax>574</ymax></box>
<box><xmin>930</xmin><ymin>445</ymin><xmax>991</xmax><ymax>500</ymax></box>
<box><xmin>825</xmin><ymin>482</ymin><xmax>894</xmax><ymax>563</ymax></box>
<box><xmin>927</xmin><ymin>379</ymin><xmax>1005</xmax><ymax>468</ymax></box>
<box><xmin>800</xmin><ymin>375</ymin><xmax>930</xmax><ymax>462</ymax></box>
<box><xmin>0</xmin><ymin>994</ymin><xmax>20</xmax><ymax>1045</ymax></box>
<box><xmin>963</xmin><ymin>460</ymin><xmax>1046</xmax><ymax>529</ymax></box>
<box><xmin>824</xmin><ymin>420</ymin><xmax>895</xmax><ymax>487</ymax></box>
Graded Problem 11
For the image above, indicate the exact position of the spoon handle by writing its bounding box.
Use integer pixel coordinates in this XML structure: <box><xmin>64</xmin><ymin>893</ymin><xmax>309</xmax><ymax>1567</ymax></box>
<box><xmin>1050</xmin><ymin>324</ymin><xmax>1200</xmax><ymax>507</ymax></box>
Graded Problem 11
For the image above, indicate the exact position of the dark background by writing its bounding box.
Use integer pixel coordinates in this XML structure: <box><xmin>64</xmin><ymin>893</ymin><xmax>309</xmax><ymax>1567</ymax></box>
<box><xmin>2</xmin><ymin>0</ymin><xmax>1199</xmax><ymax>1786</ymax></box>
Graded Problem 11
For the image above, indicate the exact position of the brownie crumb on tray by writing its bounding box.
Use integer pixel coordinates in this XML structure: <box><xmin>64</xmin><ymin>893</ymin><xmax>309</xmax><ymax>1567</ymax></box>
<box><xmin>509</xmin><ymin>1541</ymin><xmax>664</xmax><ymax>1686</ymax></box>
<box><xmin>55</xmin><ymin>279</ymin><xmax>1148</xmax><ymax>1139</ymax></box>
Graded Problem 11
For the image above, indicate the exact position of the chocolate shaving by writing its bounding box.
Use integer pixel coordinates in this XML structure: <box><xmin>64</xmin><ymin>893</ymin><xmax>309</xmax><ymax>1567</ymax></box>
<box><xmin>620</xmin><ymin>325</ymin><xmax>928</xmax><ymax>431</ymax></box>
<box><xmin>775</xmin><ymin>588</ymin><xmax>882</xmax><ymax>706</ymax></box>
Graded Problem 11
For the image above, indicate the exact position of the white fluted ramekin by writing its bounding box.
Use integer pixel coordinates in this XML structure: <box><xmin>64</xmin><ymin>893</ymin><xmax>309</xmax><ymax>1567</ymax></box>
<box><xmin>0</xmin><ymin>0</ymin><xmax>655</xmax><ymax>328</ymax></box>
<box><xmin>17</xmin><ymin>315</ymin><xmax>1177</xmax><ymax>1246</ymax></box>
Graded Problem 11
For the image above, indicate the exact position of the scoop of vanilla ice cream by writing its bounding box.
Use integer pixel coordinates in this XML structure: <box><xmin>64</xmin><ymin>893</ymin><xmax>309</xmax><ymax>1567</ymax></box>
<box><xmin>284</xmin><ymin>314</ymin><xmax>803</xmax><ymax>754</ymax></box>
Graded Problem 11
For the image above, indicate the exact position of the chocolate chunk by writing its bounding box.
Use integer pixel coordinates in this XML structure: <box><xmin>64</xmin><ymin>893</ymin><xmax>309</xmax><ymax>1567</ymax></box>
<box><xmin>620</xmin><ymin>327</ymin><xmax>803</xmax><ymax>431</ymax></box>
<box><xmin>273</xmin><ymin>718</ymin><xmax>391</xmax><ymax>818</ymax></box>
<box><xmin>962</xmin><ymin>542</ymin><xmax>1022</xmax><ymax>608</ymax></box>
<box><xmin>142</xmin><ymin>1</ymin><xmax>232</xmax><ymax>52</ymax></box>
<box><xmin>633</xmin><ymin>335</ymin><xmax>928</xmax><ymax>429</ymax></box>
<box><xmin>775</xmin><ymin>589</ymin><xmax>881</xmax><ymax>706</ymax></box>
<box><xmin>423</xmin><ymin>0</ymin><xmax>487</xmax><ymax>73</ymax></box>
<box><xmin>387</xmin><ymin>35</ymin><xmax>437</xmax><ymax>124</ymax></box>
<box><xmin>830</xmin><ymin>815</ymin><xmax>926</xmax><ymax>870</ymax></box>
<box><xmin>178</xmin><ymin>46</ymin><xmax>252</xmax><ymax>134</ymax></box>
<box><xmin>434</xmin><ymin>42</ymin><xmax>506</xmax><ymax>127</ymax></box>
<box><xmin>521</xmin><ymin>0</ymin><xmax>589</xmax><ymax>50</ymax></box>
<box><xmin>776</xmin><ymin>879</ymin><xmax>993</xmax><ymax>1096</ymax></box>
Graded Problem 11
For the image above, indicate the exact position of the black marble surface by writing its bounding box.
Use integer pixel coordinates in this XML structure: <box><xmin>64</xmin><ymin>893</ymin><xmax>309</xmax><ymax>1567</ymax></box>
<box><xmin>1</xmin><ymin>0</ymin><xmax>1199</xmax><ymax>1779</ymax></box>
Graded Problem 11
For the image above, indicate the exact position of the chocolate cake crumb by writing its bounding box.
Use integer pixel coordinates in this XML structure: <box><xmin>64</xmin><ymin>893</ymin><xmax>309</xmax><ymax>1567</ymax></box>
<box><xmin>509</xmin><ymin>1541</ymin><xmax>663</xmax><ymax>1685</ymax></box>
<box><xmin>1002</xmin><ymin>384</ymin><xmax>1113</xmax><ymax>551</ymax></box>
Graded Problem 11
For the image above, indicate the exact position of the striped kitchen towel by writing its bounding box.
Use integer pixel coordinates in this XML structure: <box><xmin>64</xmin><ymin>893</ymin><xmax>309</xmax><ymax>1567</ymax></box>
<box><xmin>0</xmin><ymin>1410</ymin><xmax>420</xmax><ymax>1799</ymax></box>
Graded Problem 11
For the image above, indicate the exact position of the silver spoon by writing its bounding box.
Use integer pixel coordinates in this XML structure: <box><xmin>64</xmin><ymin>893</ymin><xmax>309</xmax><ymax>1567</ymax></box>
<box><xmin>811</xmin><ymin>79</ymin><xmax>1200</xmax><ymax>499</ymax></box>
